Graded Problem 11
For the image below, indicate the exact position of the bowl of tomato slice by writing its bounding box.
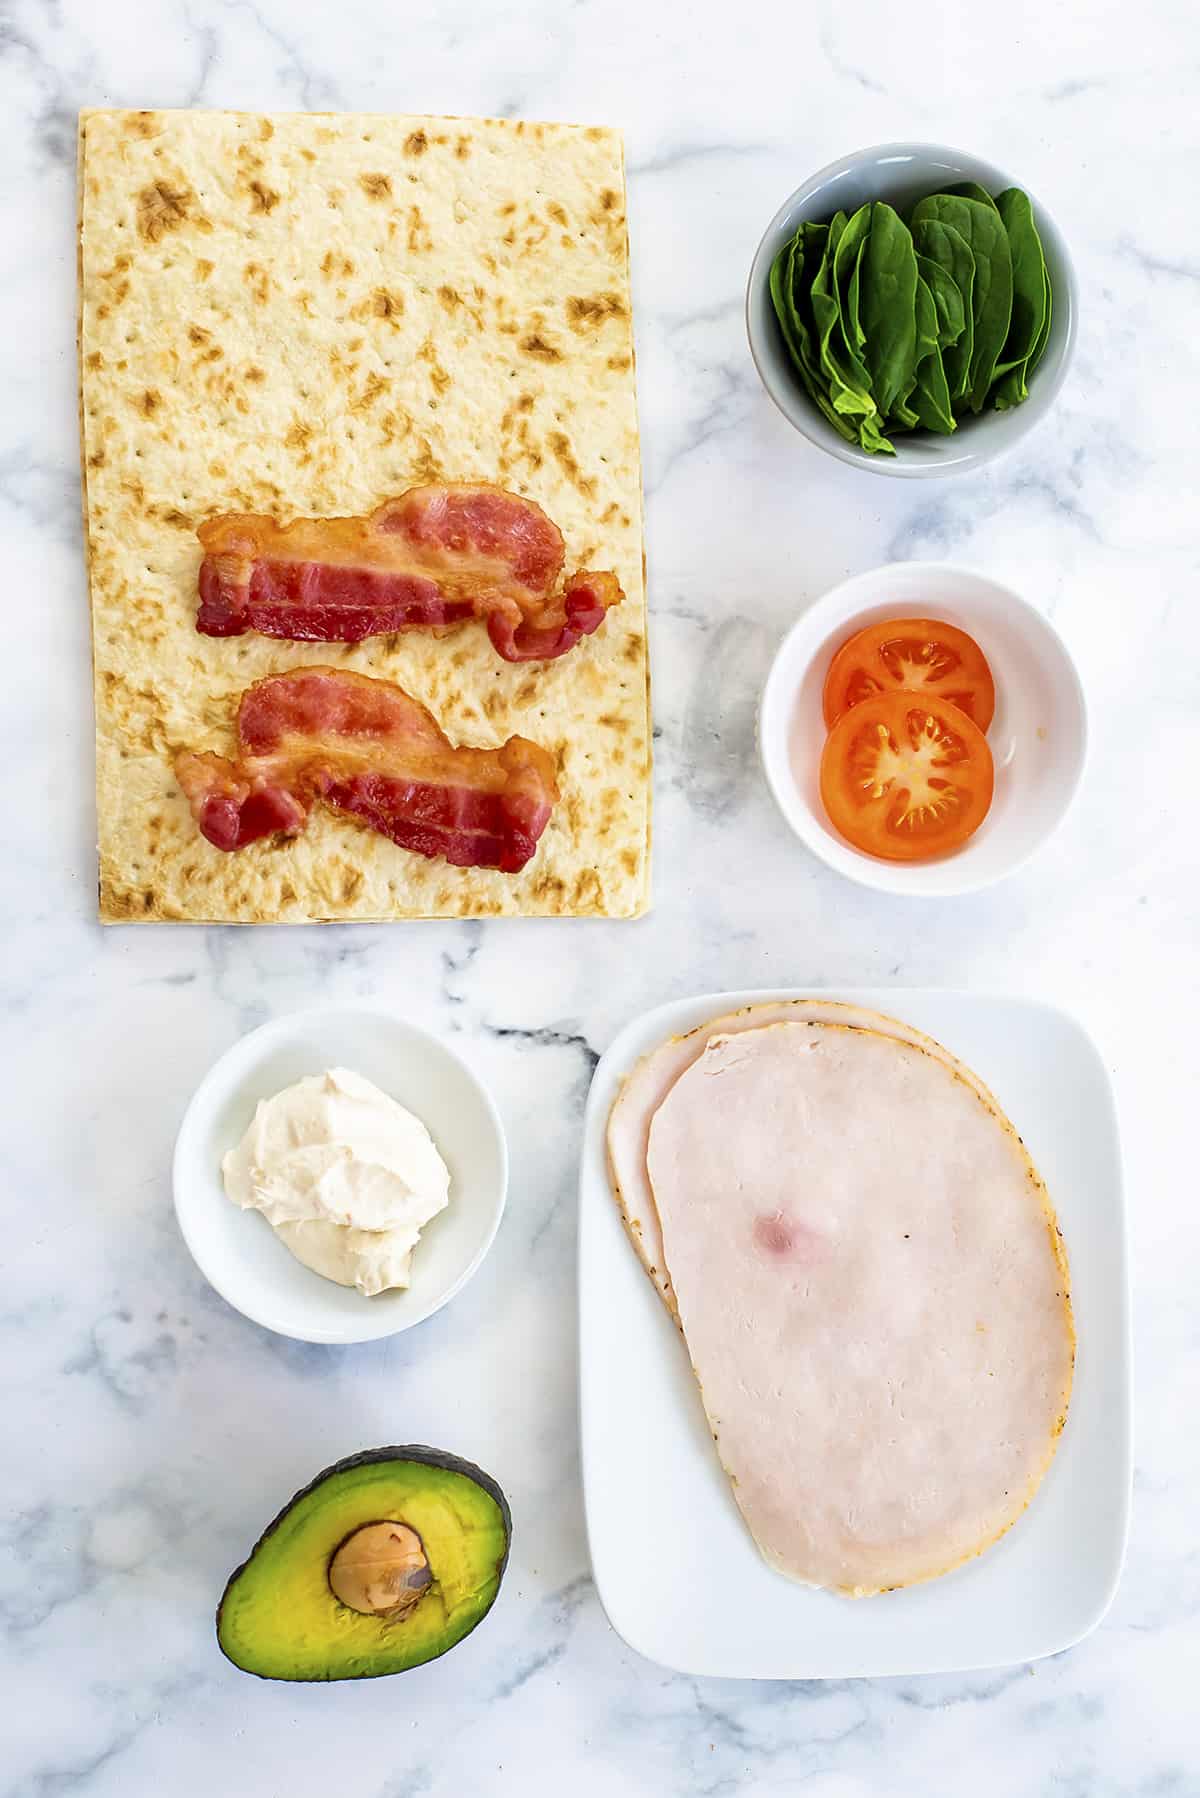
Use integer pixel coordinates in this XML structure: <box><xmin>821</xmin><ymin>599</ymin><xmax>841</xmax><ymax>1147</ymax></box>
<box><xmin>757</xmin><ymin>563</ymin><xmax>1087</xmax><ymax>896</ymax></box>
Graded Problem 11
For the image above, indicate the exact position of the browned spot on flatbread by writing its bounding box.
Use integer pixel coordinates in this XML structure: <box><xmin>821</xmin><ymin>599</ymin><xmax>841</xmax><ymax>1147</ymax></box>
<box><xmin>378</xmin><ymin>407</ymin><xmax>414</xmax><ymax>445</ymax></box>
<box><xmin>100</xmin><ymin>884</ymin><xmax>144</xmax><ymax>921</ymax></box>
<box><xmin>248</xmin><ymin>179</ymin><xmax>281</xmax><ymax>214</ymax></box>
<box><xmin>244</xmin><ymin>262</ymin><xmax>271</xmax><ymax>304</ymax></box>
<box><xmin>547</xmin><ymin>430</ymin><xmax>595</xmax><ymax>497</ymax></box>
<box><xmin>353</xmin><ymin>372</ymin><xmax>389</xmax><ymax>411</ymax></box>
<box><xmin>416</xmin><ymin>336</ymin><xmax>452</xmax><ymax>396</ymax></box>
<box><xmin>125</xmin><ymin>112</ymin><xmax>161</xmax><ymax>139</ymax></box>
<box><xmin>359</xmin><ymin>172</ymin><xmax>393</xmax><ymax>199</ymax></box>
<box><xmin>567</xmin><ymin>292</ymin><xmax>626</xmax><ymax>331</ymax></box>
<box><xmin>572</xmin><ymin>868</ymin><xmax>603</xmax><ymax>907</ymax></box>
<box><xmin>133</xmin><ymin>388</ymin><xmax>163</xmax><ymax>418</ymax></box>
<box><xmin>407</xmin><ymin>206</ymin><xmax>433</xmax><ymax>254</ymax></box>
<box><xmin>405</xmin><ymin>129</ymin><xmax>428</xmax><ymax>155</ymax></box>
<box><xmin>195</xmin><ymin>257</ymin><xmax>214</xmax><ymax>280</ymax></box>
<box><xmin>187</xmin><ymin>322</ymin><xmax>212</xmax><ymax>347</ymax></box>
<box><xmin>547</xmin><ymin>201</ymin><xmax>569</xmax><ymax>226</ymax></box>
<box><xmin>371</xmin><ymin>287</ymin><xmax>405</xmax><ymax>322</ymax></box>
<box><xmin>136</xmin><ymin>180</ymin><xmax>193</xmax><ymax>243</ymax></box>
<box><xmin>437</xmin><ymin>285</ymin><xmax>462</xmax><ymax>312</ymax></box>
<box><xmin>599</xmin><ymin>187</ymin><xmax>619</xmax><ymax>211</ymax></box>
<box><xmin>411</xmin><ymin>437</ymin><xmax>444</xmax><ymax>483</ymax></box>
<box><xmin>455</xmin><ymin>135</ymin><xmax>472</xmax><ymax>159</ymax></box>
<box><xmin>521</xmin><ymin>332</ymin><xmax>563</xmax><ymax>363</ymax></box>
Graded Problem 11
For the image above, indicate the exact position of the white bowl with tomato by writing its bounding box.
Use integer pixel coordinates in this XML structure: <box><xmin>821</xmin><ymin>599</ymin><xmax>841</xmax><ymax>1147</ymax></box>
<box><xmin>757</xmin><ymin>564</ymin><xmax>1087</xmax><ymax>896</ymax></box>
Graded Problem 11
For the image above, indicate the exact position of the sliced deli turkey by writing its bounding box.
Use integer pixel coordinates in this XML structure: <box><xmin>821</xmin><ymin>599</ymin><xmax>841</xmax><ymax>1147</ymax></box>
<box><xmin>641</xmin><ymin>1020</ymin><xmax>1074</xmax><ymax>1596</ymax></box>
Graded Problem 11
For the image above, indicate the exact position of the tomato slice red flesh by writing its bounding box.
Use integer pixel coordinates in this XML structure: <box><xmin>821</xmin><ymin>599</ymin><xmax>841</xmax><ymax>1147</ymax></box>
<box><xmin>822</xmin><ymin>617</ymin><xmax>996</xmax><ymax>731</ymax></box>
<box><xmin>819</xmin><ymin>692</ymin><xmax>995</xmax><ymax>862</ymax></box>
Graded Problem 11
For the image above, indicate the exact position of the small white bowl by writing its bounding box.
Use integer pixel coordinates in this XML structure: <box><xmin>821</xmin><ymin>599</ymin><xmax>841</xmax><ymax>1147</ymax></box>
<box><xmin>758</xmin><ymin>563</ymin><xmax>1087</xmax><ymax>897</ymax></box>
<box><xmin>746</xmin><ymin>142</ymin><xmax>1078</xmax><ymax>477</ymax></box>
<box><xmin>174</xmin><ymin>1005</ymin><xmax>507</xmax><ymax>1343</ymax></box>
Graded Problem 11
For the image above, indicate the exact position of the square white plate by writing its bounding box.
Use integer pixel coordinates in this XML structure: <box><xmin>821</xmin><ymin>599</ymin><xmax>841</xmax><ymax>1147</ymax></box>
<box><xmin>579</xmin><ymin>989</ymin><xmax>1131</xmax><ymax>1679</ymax></box>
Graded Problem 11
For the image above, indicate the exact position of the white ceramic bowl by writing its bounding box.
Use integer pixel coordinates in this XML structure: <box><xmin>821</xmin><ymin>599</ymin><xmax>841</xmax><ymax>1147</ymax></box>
<box><xmin>174</xmin><ymin>1005</ymin><xmax>507</xmax><ymax>1343</ymax></box>
<box><xmin>758</xmin><ymin>563</ymin><xmax>1087</xmax><ymax>896</ymax></box>
<box><xmin>746</xmin><ymin>142</ymin><xmax>1078</xmax><ymax>477</ymax></box>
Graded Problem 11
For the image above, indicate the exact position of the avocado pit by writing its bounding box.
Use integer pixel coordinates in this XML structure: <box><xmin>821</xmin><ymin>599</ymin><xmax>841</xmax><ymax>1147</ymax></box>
<box><xmin>328</xmin><ymin>1521</ymin><xmax>432</xmax><ymax>1618</ymax></box>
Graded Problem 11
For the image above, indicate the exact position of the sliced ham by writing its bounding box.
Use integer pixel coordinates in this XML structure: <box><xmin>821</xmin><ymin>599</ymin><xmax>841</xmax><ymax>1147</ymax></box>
<box><xmin>644</xmin><ymin>1021</ymin><xmax>1074</xmax><ymax>1596</ymax></box>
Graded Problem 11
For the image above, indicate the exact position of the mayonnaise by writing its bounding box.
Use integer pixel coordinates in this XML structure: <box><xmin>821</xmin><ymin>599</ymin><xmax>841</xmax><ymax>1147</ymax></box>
<box><xmin>222</xmin><ymin>1068</ymin><xmax>450</xmax><ymax>1296</ymax></box>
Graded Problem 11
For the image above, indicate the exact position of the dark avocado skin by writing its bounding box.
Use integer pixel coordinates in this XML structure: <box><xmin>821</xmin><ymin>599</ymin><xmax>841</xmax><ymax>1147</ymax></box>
<box><xmin>217</xmin><ymin>1446</ymin><xmax>512</xmax><ymax>1682</ymax></box>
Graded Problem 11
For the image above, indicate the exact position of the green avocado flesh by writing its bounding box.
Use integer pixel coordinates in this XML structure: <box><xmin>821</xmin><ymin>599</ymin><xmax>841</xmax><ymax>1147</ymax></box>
<box><xmin>217</xmin><ymin>1447</ymin><xmax>511</xmax><ymax>1681</ymax></box>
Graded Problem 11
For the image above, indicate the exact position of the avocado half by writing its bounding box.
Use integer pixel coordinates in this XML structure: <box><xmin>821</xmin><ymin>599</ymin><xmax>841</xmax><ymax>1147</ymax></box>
<box><xmin>217</xmin><ymin>1446</ymin><xmax>511</xmax><ymax>1681</ymax></box>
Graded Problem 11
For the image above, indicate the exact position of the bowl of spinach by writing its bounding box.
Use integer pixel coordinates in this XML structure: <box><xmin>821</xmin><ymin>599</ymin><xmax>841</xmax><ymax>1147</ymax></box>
<box><xmin>746</xmin><ymin>144</ymin><xmax>1077</xmax><ymax>476</ymax></box>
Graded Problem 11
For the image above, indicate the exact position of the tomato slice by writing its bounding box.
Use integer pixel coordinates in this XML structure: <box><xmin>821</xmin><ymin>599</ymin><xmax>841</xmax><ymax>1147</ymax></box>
<box><xmin>822</xmin><ymin>617</ymin><xmax>996</xmax><ymax>730</ymax></box>
<box><xmin>819</xmin><ymin>692</ymin><xmax>994</xmax><ymax>862</ymax></box>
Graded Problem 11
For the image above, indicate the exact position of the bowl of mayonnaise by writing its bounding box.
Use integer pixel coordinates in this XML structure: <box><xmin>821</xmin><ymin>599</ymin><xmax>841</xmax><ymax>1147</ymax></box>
<box><xmin>174</xmin><ymin>1006</ymin><xmax>508</xmax><ymax>1343</ymax></box>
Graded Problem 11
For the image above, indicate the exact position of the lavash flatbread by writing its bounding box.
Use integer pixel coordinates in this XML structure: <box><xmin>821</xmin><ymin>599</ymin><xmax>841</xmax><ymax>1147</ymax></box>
<box><xmin>78</xmin><ymin>108</ymin><xmax>649</xmax><ymax>922</ymax></box>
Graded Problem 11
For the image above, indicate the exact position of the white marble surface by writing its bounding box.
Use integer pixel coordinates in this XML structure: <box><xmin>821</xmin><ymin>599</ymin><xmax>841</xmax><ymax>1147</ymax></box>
<box><xmin>2</xmin><ymin>1</ymin><xmax>1197</xmax><ymax>1791</ymax></box>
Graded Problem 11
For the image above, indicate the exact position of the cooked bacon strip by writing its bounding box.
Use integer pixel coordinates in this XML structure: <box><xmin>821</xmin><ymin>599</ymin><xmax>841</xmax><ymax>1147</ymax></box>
<box><xmin>196</xmin><ymin>483</ymin><xmax>624</xmax><ymax>663</ymax></box>
<box><xmin>175</xmin><ymin>668</ymin><xmax>559</xmax><ymax>873</ymax></box>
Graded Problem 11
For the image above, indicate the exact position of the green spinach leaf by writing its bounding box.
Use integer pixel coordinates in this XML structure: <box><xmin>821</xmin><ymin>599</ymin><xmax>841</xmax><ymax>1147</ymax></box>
<box><xmin>840</xmin><ymin>226</ymin><xmax>869</xmax><ymax>353</ymax></box>
<box><xmin>908</xmin><ymin>274</ymin><xmax>956</xmax><ymax>433</ymax></box>
<box><xmin>856</xmin><ymin>201</ymin><xmax>919</xmax><ymax>418</ymax></box>
<box><xmin>996</xmin><ymin>260</ymin><xmax>1053</xmax><ymax>409</ymax></box>
<box><xmin>946</xmin><ymin>179</ymin><xmax>1000</xmax><ymax>213</ymax></box>
<box><xmin>832</xmin><ymin>212</ymin><xmax>897</xmax><ymax>451</ymax></box>
<box><xmin>832</xmin><ymin>204</ymin><xmax>874</xmax><ymax>371</ymax></box>
<box><xmin>811</xmin><ymin>211</ymin><xmax>880</xmax><ymax>420</ymax></box>
<box><xmin>912</xmin><ymin>217</ymin><xmax>976</xmax><ymax>403</ymax></box>
<box><xmin>911</xmin><ymin>194</ymin><xmax>1013</xmax><ymax>412</ymax></box>
<box><xmin>993</xmin><ymin>190</ymin><xmax>1057</xmax><ymax>408</ymax></box>
<box><xmin>1026</xmin><ymin>260</ymin><xmax>1053</xmax><ymax>375</ymax></box>
<box><xmin>768</xmin><ymin>225</ymin><xmax>858</xmax><ymax>443</ymax></box>
<box><xmin>988</xmin><ymin>188</ymin><xmax>1049</xmax><ymax>406</ymax></box>
<box><xmin>890</xmin><ymin>256</ymin><xmax>941</xmax><ymax>429</ymax></box>
<box><xmin>915</xmin><ymin>250</ymin><xmax>965</xmax><ymax>349</ymax></box>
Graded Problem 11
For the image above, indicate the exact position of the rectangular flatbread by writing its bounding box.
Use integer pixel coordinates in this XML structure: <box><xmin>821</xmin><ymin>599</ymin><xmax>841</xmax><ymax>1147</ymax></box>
<box><xmin>78</xmin><ymin>108</ymin><xmax>650</xmax><ymax>921</ymax></box>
